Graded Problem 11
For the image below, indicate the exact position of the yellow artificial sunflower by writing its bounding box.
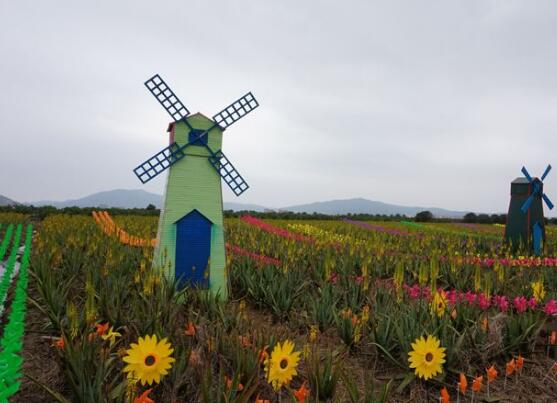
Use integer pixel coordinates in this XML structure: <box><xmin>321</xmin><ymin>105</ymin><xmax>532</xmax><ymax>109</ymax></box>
<box><xmin>430</xmin><ymin>291</ymin><xmax>447</xmax><ymax>317</ymax></box>
<box><xmin>123</xmin><ymin>335</ymin><xmax>175</xmax><ymax>385</ymax></box>
<box><xmin>264</xmin><ymin>340</ymin><xmax>301</xmax><ymax>391</ymax></box>
<box><xmin>408</xmin><ymin>335</ymin><xmax>446</xmax><ymax>380</ymax></box>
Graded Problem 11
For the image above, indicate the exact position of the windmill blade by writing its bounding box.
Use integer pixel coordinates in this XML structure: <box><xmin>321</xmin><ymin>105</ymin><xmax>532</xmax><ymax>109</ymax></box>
<box><xmin>145</xmin><ymin>74</ymin><xmax>190</xmax><ymax>122</ymax></box>
<box><xmin>207</xmin><ymin>150</ymin><xmax>249</xmax><ymax>196</ymax></box>
<box><xmin>521</xmin><ymin>194</ymin><xmax>535</xmax><ymax>213</ymax></box>
<box><xmin>133</xmin><ymin>142</ymin><xmax>186</xmax><ymax>183</ymax></box>
<box><xmin>541</xmin><ymin>164</ymin><xmax>552</xmax><ymax>181</ymax></box>
<box><xmin>543</xmin><ymin>193</ymin><xmax>554</xmax><ymax>210</ymax></box>
<box><xmin>212</xmin><ymin>92</ymin><xmax>259</xmax><ymax>130</ymax></box>
<box><xmin>521</xmin><ymin>166</ymin><xmax>533</xmax><ymax>182</ymax></box>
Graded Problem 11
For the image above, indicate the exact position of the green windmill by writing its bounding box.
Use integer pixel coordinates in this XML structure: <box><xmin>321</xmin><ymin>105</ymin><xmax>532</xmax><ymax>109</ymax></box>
<box><xmin>133</xmin><ymin>74</ymin><xmax>259</xmax><ymax>298</ymax></box>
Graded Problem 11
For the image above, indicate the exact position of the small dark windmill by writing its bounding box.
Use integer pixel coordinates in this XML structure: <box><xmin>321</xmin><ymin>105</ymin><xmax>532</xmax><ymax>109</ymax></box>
<box><xmin>505</xmin><ymin>165</ymin><xmax>554</xmax><ymax>255</ymax></box>
<box><xmin>133</xmin><ymin>74</ymin><xmax>259</xmax><ymax>298</ymax></box>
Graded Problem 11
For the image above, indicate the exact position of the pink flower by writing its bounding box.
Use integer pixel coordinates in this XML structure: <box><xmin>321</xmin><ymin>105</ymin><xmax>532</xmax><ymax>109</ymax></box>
<box><xmin>513</xmin><ymin>296</ymin><xmax>527</xmax><ymax>313</ymax></box>
<box><xmin>406</xmin><ymin>284</ymin><xmax>421</xmax><ymax>299</ymax></box>
<box><xmin>330</xmin><ymin>272</ymin><xmax>338</xmax><ymax>285</ymax></box>
<box><xmin>421</xmin><ymin>287</ymin><xmax>431</xmax><ymax>299</ymax></box>
<box><xmin>543</xmin><ymin>300</ymin><xmax>557</xmax><ymax>315</ymax></box>
<box><xmin>527</xmin><ymin>297</ymin><xmax>537</xmax><ymax>309</ymax></box>
<box><xmin>477</xmin><ymin>293</ymin><xmax>491</xmax><ymax>310</ymax></box>
<box><xmin>355</xmin><ymin>276</ymin><xmax>364</xmax><ymax>285</ymax></box>
<box><xmin>497</xmin><ymin>296</ymin><xmax>509</xmax><ymax>312</ymax></box>
<box><xmin>464</xmin><ymin>291</ymin><xmax>477</xmax><ymax>305</ymax></box>
<box><xmin>446</xmin><ymin>290</ymin><xmax>458</xmax><ymax>306</ymax></box>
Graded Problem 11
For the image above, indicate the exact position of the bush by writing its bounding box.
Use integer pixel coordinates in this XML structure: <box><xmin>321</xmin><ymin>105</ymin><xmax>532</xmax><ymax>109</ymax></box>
<box><xmin>415</xmin><ymin>211</ymin><xmax>433</xmax><ymax>222</ymax></box>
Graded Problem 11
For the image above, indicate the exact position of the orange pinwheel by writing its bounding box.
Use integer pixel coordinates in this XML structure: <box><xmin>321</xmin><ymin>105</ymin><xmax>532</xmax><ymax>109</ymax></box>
<box><xmin>486</xmin><ymin>365</ymin><xmax>498</xmax><ymax>383</ymax></box>
<box><xmin>258</xmin><ymin>345</ymin><xmax>269</xmax><ymax>365</ymax></box>
<box><xmin>294</xmin><ymin>381</ymin><xmax>310</xmax><ymax>403</ymax></box>
<box><xmin>458</xmin><ymin>373</ymin><xmax>468</xmax><ymax>395</ymax></box>
<box><xmin>472</xmin><ymin>375</ymin><xmax>483</xmax><ymax>393</ymax></box>
<box><xmin>225</xmin><ymin>375</ymin><xmax>244</xmax><ymax>391</ymax></box>
<box><xmin>440</xmin><ymin>387</ymin><xmax>450</xmax><ymax>403</ymax></box>
<box><xmin>184</xmin><ymin>322</ymin><xmax>196</xmax><ymax>337</ymax></box>
<box><xmin>95</xmin><ymin>322</ymin><xmax>109</xmax><ymax>337</ymax></box>
<box><xmin>516</xmin><ymin>354</ymin><xmax>524</xmax><ymax>371</ymax></box>
<box><xmin>505</xmin><ymin>359</ymin><xmax>516</xmax><ymax>377</ymax></box>
<box><xmin>52</xmin><ymin>337</ymin><xmax>65</xmax><ymax>350</ymax></box>
<box><xmin>134</xmin><ymin>389</ymin><xmax>154</xmax><ymax>403</ymax></box>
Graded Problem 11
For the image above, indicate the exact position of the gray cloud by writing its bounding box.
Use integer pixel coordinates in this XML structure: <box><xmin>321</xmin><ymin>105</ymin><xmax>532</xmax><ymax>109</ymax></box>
<box><xmin>1</xmin><ymin>0</ymin><xmax>557</xmax><ymax>214</ymax></box>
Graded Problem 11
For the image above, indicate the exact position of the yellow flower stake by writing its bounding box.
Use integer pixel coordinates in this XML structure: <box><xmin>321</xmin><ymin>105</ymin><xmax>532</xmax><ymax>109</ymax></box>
<box><xmin>408</xmin><ymin>335</ymin><xmax>446</xmax><ymax>380</ymax></box>
<box><xmin>532</xmin><ymin>280</ymin><xmax>545</xmax><ymax>301</ymax></box>
<box><xmin>102</xmin><ymin>327</ymin><xmax>122</xmax><ymax>347</ymax></box>
<box><xmin>430</xmin><ymin>291</ymin><xmax>447</xmax><ymax>318</ymax></box>
<box><xmin>264</xmin><ymin>340</ymin><xmax>301</xmax><ymax>391</ymax></box>
<box><xmin>123</xmin><ymin>335</ymin><xmax>175</xmax><ymax>385</ymax></box>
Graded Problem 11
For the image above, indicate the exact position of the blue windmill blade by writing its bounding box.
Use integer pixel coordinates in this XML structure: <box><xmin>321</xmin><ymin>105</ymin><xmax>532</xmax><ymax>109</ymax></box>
<box><xmin>133</xmin><ymin>142</ymin><xmax>187</xmax><ymax>183</ymax></box>
<box><xmin>521</xmin><ymin>166</ymin><xmax>533</xmax><ymax>182</ymax></box>
<box><xmin>207</xmin><ymin>150</ymin><xmax>249</xmax><ymax>196</ymax></box>
<box><xmin>541</xmin><ymin>164</ymin><xmax>552</xmax><ymax>181</ymax></box>
<box><xmin>212</xmin><ymin>92</ymin><xmax>259</xmax><ymax>130</ymax></box>
<box><xmin>521</xmin><ymin>194</ymin><xmax>535</xmax><ymax>213</ymax></box>
<box><xmin>542</xmin><ymin>193</ymin><xmax>554</xmax><ymax>210</ymax></box>
<box><xmin>145</xmin><ymin>74</ymin><xmax>190</xmax><ymax>122</ymax></box>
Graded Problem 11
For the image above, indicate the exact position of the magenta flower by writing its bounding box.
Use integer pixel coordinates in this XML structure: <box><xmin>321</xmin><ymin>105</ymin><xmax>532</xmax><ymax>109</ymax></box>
<box><xmin>527</xmin><ymin>297</ymin><xmax>537</xmax><ymax>309</ymax></box>
<box><xmin>477</xmin><ymin>293</ymin><xmax>491</xmax><ymax>310</ymax></box>
<box><xmin>446</xmin><ymin>290</ymin><xmax>458</xmax><ymax>305</ymax></box>
<box><xmin>543</xmin><ymin>300</ymin><xmax>557</xmax><ymax>315</ymax></box>
<box><xmin>513</xmin><ymin>296</ymin><xmax>527</xmax><ymax>313</ymax></box>
<box><xmin>497</xmin><ymin>296</ymin><xmax>509</xmax><ymax>312</ymax></box>
<box><xmin>406</xmin><ymin>284</ymin><xmax>420</xmax><ymax>299</ymax></box>
<box><xmin>464</xmin><ymin>291</ymin><xmax>477</xmax><ymax>305</ymax></box>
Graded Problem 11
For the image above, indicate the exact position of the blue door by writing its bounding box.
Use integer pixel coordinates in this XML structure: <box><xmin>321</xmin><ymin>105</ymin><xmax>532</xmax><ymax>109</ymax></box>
<box><xmin>175</xmin><ymin>210</ymin><xmax>212</xmax><ymax>288</ymax></box>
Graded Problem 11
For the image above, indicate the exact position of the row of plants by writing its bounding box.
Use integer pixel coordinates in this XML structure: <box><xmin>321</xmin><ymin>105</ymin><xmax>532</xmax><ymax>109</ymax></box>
<box><xmin>0</xmin><ymin>224</ymin><xmax>33</xmax><ymax>399</ymax></box>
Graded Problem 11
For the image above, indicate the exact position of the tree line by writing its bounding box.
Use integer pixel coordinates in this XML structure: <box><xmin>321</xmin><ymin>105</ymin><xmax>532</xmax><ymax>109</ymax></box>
<box><xmin>2</xmin><ymin>204</ymin><xmax>556</xmax><ymax>225</ymax></box>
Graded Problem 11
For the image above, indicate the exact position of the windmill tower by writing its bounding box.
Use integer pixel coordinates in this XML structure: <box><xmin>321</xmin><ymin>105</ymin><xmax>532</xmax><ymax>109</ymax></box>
<box><xmin>505</xmin><ymin>165</ymin><xmax>553</xmax><ymax>255</ymax></box>
<box><xmin>134</xmin><ymin>74</ymin><xmax>259</xmax><ymax>298</ymax></box>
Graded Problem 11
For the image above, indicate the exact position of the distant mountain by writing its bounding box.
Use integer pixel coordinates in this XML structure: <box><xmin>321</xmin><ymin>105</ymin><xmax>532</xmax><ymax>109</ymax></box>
<box><xmin>281</xmin><ymin>198</ymin><xmax>468</xmax><ymax>218</ymax></box>
<box><xmin>26</xmin><ymin>190</ymin><xmax>469</xmax><ymax>218</ymax></box>
<box><xmin>0</xmin><ymin>195</ymin><xmax>19</xmax><ymax>206</ymax></box>
<box><xmin>29</xmin><ymin>189</ymin><xmax>163</xmax><ymax>209</ymax></box>
<box><xmin>223</xmin><ymin>202</ymin><xmax>269</xmax><ymax>212</ymax></box>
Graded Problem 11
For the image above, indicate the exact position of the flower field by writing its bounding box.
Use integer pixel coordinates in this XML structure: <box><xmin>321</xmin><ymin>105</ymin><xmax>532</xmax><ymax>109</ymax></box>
<box><xmin>7</xmin><ymin>212</ymin><xmax>557</xmax><ymax>402</ymax></box>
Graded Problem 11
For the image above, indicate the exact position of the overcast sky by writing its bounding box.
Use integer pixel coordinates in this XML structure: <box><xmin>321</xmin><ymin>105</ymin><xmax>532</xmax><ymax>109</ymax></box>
<box><xmin>1</xmin><ymin>1</ymin><xmax>557</xmax><ymax>213</ymax></box>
